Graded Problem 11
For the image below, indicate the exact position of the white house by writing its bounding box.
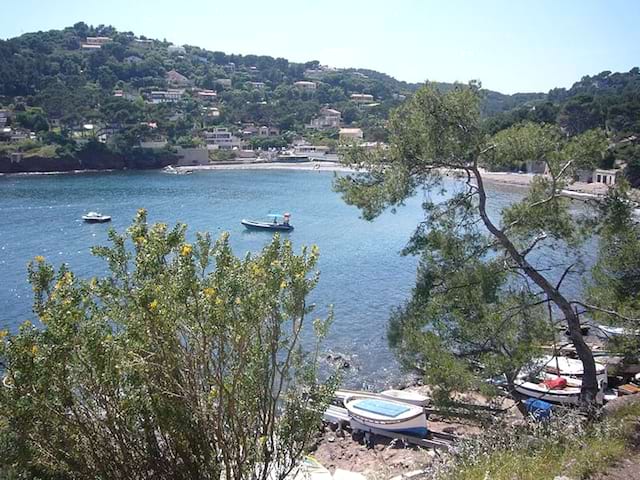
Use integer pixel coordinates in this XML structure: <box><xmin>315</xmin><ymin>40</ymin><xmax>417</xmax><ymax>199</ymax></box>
<box><xmin>593</xmin><ymin>168</ymin><xmax>619</xmax><ymax>186</ymax></box>
<box><xmin>168</xmin><ymin>44</ymin><xmax>186</xmax><ymax>55</ymax></box>
<box><xmin>350</xmin><ymin>93</ymin><xmax>374</xmax><ymax>104</ymax></box>
<box><xmin>85</xmin><ymin>36</ymin><xmax>111</xmax><ymax>45</ymax></box>
<box><xmin>203</xmin><ymin>128</ymin><xmax>243</xmax><ymax>150</ymax></box>
<box><xmin>294</xmin><ymin>81</ymin><xmax>317</xmax><ymax>92</ymax></box>
<box><xmin>149</xmin><ymin>89</ymin><xmax>185</xmax><ymax>104</ymax></box>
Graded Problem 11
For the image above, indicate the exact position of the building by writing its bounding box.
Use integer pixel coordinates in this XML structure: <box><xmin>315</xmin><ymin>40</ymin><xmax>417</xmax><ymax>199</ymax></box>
<box><xmin>241</xmin><ymin>125</ymin><xmax>280</xmax><ymax>138</ymax></box>
<box><xmin>0</xmin><ymin>110</ymin><xmax>9</xmax><ymax>128</ymax></box>
<box><xmin>247</xmin><ymin>81</ymin><xmax>266</xmax><ymax>90</ymax></box>
<box><xmin>149</xmin><ymin>89</ymin><xmax>185</xmax><ymax>104</ymax></box>
<box><xmin>350</xmin><ymin>93</ymin><xmax>374</xmax><ymax>104</ymax></box>
<box><xmin>85</xmin><ymin>36</ymin><xmax>111</xmax><ymax>45</ymax></box>
<box><xmin>339</xmin><ymin>127</ymin><xmax>364</xmax><ymax>142</ymax></box>
<box><xmin>294</xmin><ymin>81</ymin><xmax>317</xmax><ymax>92</ymax></box>
<box><xmin>81</xmin><ymin>44</ymin><xmax>102</xmax><ymax>50</ymax></box>
<box><xmin>133</xmin><ymin>38</ymin><xmax>153</xmax><ymax>48</ymax></box>
<box><xmin>167</xmin><ymin>44</ymin><xmax>186</xmax><ymax>55</ymax></box>
<box><xmin>196</xmin><ymin>89</ymin><xmax>218</xmax><ymax>101</ymax></box>
<box><xmin>202</xmin><ymin>106</ymin><xmax>220</xmax><ymax>118</ymax></box>
<box><xmin>308</xmin><ymin>107</ymin><xmax>341</xmax><ymax>130</ymax></box>
<box><xmin>217</xmin><ymin>78</ymin><xmax>232</xmax><ymax>89</ymax></box>
<box><xmin>203</xmin><ymin>128</ymin><xmax>243</xmax><ymax>150</ymax></box>
<box><xmin>166</xmin><ymin>70</ymin><xmax>191</xmax><ymax>87</ymax></box>
<box><xmin>593</xmin><ymin>168</ymin><xmax>619</xmax><ymax>186</ymax></box>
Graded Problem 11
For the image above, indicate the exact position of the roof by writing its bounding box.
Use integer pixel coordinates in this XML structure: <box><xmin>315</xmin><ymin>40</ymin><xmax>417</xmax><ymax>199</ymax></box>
<box><xmin>339</xmin><ymin>128</ymin><xmax>363</xmax><ymax>133</ymax></box>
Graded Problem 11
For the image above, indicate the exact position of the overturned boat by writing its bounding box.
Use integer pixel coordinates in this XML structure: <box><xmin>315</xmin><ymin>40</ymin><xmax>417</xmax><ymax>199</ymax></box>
<box><xmin>343</xmin><ymin>394</ymin><xmax>429</xmax><ymax>437</ymax></box>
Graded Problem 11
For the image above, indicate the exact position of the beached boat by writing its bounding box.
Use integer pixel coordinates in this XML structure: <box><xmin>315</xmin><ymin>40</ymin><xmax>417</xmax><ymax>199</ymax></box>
<box><xmin>82</xmin><ymin>211</ymin><xmax>111</xmax><ymax>223</ymax></box>
<box><xmin>537</xmin><ymin>355</ymin><xmax>607</xmax><ymax>384</ymax></box>
<box><xmin>514</xmin><ymin>374</ymin><xmax>582</xmax><ymax>405</ymax></box>
<box><xmin>597</xmin><ymin>324</ymin><xmax>640</xmax><ymax>338</ymax></box>
<box><xmin>343</xmin><ymin>395</ymin><xmax>428</xmax><ymax>437</ymax></box>
<box><xmin>241</xmin><ymin>213</ymin><xmax>294</xmax><ymax>232</ymax></box>
<box><xmin>333</xmin><ymin>388</ymin><xmax>429</xmax><ymax>408</ymax></box>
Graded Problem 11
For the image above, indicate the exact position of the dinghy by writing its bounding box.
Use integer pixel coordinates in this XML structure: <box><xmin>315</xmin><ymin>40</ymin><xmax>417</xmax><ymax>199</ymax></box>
<box><xmin>82</xmin><ymin>211</ymin><xmax>111</xmax><ymax>223</ymax></box>
<box><xmin>343</xmin><ymin>395</ymin><xmax>428</xmax><ymax>437</ymax></box>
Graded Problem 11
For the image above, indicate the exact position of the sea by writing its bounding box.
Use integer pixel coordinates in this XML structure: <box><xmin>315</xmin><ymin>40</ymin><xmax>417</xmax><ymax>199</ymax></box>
<box><xmin>0</xmin><ymin>169</ymin><xmax>599</xmax><ymax>388</ymax></box>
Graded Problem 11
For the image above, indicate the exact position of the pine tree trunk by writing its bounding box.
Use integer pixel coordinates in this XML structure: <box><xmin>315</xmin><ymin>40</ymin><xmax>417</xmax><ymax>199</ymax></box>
<box><xmin>471</xmin><ymin>166</ymin><xmax>599</xmax><ymax>406</ymax></box>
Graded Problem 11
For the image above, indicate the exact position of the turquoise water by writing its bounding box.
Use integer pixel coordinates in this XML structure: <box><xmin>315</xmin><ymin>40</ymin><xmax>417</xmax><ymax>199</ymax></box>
<box><xmin>0</xmin><ymin>170</ymin><xmax>596</xmax><ymax>387</ymax></box>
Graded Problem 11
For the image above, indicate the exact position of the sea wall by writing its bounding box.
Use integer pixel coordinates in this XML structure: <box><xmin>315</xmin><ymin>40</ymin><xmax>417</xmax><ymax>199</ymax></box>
<box><xmin>0</xmin><ymin>146</ymin><xmax>178</xmax><ymax>174</ymax></box>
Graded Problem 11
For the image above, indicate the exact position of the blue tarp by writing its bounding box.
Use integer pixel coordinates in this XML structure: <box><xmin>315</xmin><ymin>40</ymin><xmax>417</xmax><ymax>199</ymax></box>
<box><xmin>352</xmin><ymin>399</ymin><xmax>411</xmax><ymax>418</ymax></box>
<box><xmin>524</xmin><ymin>398</ymin><xmax>553</xmax><ymax>420</ymax></box>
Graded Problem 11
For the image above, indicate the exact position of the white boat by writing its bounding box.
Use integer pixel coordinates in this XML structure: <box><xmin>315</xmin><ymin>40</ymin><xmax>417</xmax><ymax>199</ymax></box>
<box><xmin>380</xmin><ymin>389</ymin><xmax>430</xmax><ymax>407</ymax></box>
<box><xmin>343</xmin><ymin>395</ymin><xmax>428</xmax><ymax>437</ymax></box>
<box><xmin>82</xmin><ymin>212</ymin><xmax>111</xmax><ymax>223</ymax></box>
<box><xmin>513</xmin><ymin>376</ymin><xmax>582</xmax><ymax>405</ymax></box>
<box><xmin>537</xmin><ymin>355</ymin><xmax>607</xmax><ymax>384</ymax></box>
<box><xmin>597</xmin><ymin>324</ymin><xmax>640</xmax><ymax>338</ymax></box>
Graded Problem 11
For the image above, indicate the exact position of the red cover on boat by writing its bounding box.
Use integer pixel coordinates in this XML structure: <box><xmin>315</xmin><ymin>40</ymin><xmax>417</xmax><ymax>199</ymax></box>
<box><xmin>543</xmin><ymin>377</ymin><xmax>567</xmax><ymax>389</ymax></box>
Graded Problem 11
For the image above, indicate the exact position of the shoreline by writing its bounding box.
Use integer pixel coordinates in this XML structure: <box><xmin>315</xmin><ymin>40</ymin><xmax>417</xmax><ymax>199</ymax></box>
<box><xmin>1</xmin><ymin>162</ymin><xmax>616</xmax><ymax>204</ymax></box>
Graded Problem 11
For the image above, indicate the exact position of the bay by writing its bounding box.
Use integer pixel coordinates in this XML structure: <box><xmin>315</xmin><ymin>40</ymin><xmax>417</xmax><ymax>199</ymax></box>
<box><xmin>0</xmin><ymin>169</ymin><xmax>597</xmax><ymax>388</ymax></box>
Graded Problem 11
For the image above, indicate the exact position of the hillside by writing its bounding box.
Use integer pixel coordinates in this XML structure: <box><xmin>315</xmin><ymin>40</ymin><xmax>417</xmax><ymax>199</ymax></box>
<box><xmin>0</xmin><ymin>23</ymin><xmax>539</xmax><ymax>161</ymax></box>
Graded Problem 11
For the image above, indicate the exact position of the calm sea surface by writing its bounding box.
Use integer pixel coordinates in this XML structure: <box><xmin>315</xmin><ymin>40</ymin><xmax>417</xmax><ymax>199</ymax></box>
<box><xmin>0</xmin><ymin>170</ymin><xmax>597</xmax><ymax>388</ymax></box>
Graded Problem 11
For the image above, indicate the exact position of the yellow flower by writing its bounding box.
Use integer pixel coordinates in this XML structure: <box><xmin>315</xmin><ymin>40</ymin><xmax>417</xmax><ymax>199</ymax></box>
<box><xmin>149</xmin><ymin>299</ymin><xmax>158</xmax><ymax>311</ymax></box>
<box><xmin>0</xmin><ymin>330</ymin><xmax>8</xmax><ymax>340</ymax></box>
<box><xmin>180</xmin><ymin>244</ymin><xmax>193</xmax><ymax>257</ymax></box>
<box><xmin>203</xmin><ymin>287</ymin><xmax>216</xmax><ymax>298</ymax></box>
<box><xmin>31</xmin><ymin>345</ymin><xmax>39</xmax><ymax>356</ymax></box>
<box><xmin>280</xmin><ymin>281</ymin><xmax>287</xmax><ymax>289</ymax></box>
<box><xmin>134</xmin><ymin>236</ymin><xmax>146</xmax><ymax>245</ymax></box>
<box><xmin>215</xmin><ymin>297</ymin><xmax>223</xmax><ymax>306</ymax></box>
<box><xmin>235</xmin><ymin>297</ymin><xmax>242</xmax><ymax>305</ymax></box>
<box><xmin>34</xmin><ymin>255</ymin><xmax>45</xmax><ymax>263</ymax></box>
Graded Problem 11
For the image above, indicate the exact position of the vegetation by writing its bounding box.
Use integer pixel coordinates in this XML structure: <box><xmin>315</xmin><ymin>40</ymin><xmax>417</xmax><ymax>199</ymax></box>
<box><xmin>433</xmin><ymin>400</ymin><xmax>640</xmax><ymax>480</ymax></box>
<box><xmin>0</xmin><ymin>210</ymin><xmax>336</xmax><ymax>479</ymax></box>
<box><xmin>336</xmin><ymin>83</ymin><xmax>623</xmax><ymax>407</ymax></box>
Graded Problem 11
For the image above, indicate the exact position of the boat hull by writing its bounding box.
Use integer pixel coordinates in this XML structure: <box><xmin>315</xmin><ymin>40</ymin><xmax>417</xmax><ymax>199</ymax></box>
<box><xmin>344</xmin><ymin>395</ymin><xmax>428</xmax><ymax>437</ymax></box>
<box><xmin>514</xmin><ymin>380</ymin><xmax>581</xmax><ymax>405</ymax></box>
<box><xmin>241</xmin><ymin>219</ymin><xmax>293</xmax><ymax>231</ymax></box>
<box><xmin>82</xmin><ymin>216</ymin><xmax>111</xmax><ymax>223</ymax></box>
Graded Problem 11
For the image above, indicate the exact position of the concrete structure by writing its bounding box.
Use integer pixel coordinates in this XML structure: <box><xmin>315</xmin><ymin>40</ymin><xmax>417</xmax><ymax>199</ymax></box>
<box><xmin>217</xmin><ymin>78</ymin><xmax>232</xmax><ymax>88</ymax></box>
<box><xmin>350</xmin><ymin>93</ymin><xmax>374</xmax><ymax>103</ymax></box>
<box><xmin>166</xmin><ymin>70</ymin><xmax>191</xmax><ymax>87</ymax></box>
<box><xmin>339</xmin><ymin>128</ymin><xmax>364</xmax><ymax>142</ymax></box>
<box><xmin>203</xmin><ymin>128</ymin><xmax>243</xmax><ymax>150</ymax></box>
<box><xmin>308</xmin><ymin>107</ymin><xmax>341</xmax><ymax>130</ymax></box>
<box><xmin>149</xmin><ymin>89</ymin><xmax>185</xmax><ymax>104</ymax></box>
<box><xmin>247</xmin><ymin>81</ymin><xmax>266</xmax><ymax>90</ymax></box>
<box><xmin>593</xmin><ymin>168</ymin><xmax>619</xmax><ymax>186</ymax></box>
<box><xmin>242</xmin><ymin>125</ymin><xmax>280</xmax><ymax>138</ymax></box>
<box><xmin>294</xmin><ymin>81</ymin><xmax>317</xmax><ymax>91</ymax></box>
<box><xmin>176</xmin><ymin>147</ymin><xmax>210</xmax><ymax>166</ymax></box>
<box><xmin>81</xmin><ymin>44</ymin><xmax>102</xmax><ymax>50</ymax></box>
<box><xmin>202</xmin><ymin>106</ymin><xmax>220</xmax><ymax>118</ymax></box>
<box><xmin>133</xmin><ymin>38</ymin><xmax>153</xmax><ymax>48</ymax></box>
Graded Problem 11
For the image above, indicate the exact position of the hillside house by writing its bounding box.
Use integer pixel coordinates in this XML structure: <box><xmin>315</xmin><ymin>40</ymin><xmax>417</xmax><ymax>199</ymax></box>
<box><xmin>217</xmin><ymin>78</ymin><xmax>233</xmax><ymax>89</ymax></box>
<box><xmin>308</xmin><ymin>107</ymin><xmax>341</xmax><ymax>130</ymax></box>
<box><xmin>203</xmin><ymin>127</ymin><xmax>243</xmax><ymax>150</ymax></box>
<box><xmin>247</xmin><ymin>81</ymin><xmax>266</xmax><ymax>90</ymax></box>
<box><xmin>350</xmin><ymin>93</ymin><xmax>374</xmax><ymax>103</ymax></box>
<box><xmin>166</xmin><ymin>70</ymin><xmax>191</xmax><ymax>87</ymax></box>
<box><xmin>149</xmin><ymin>89</ymin><xmax>185</xmax><ymax>104</ymax></box>
<box><xmin>294</xmin><ymin>81</ymin><xmax>317</xmax><ymax>92</ymax></box>
<box><xmin>593</xmin><ymin>168</ymin><xmax>619</xmax><ymax>186</ymax></box>
<box><xmin>85</xmin><ymin>36</ymin><xmax>111</xmax><ymax>45</ymax></box>
<box><xmin>167</xmin><ymin>44</ymin><xmax>186</xmax><ymax>55</ymax></box>
<box><xmin>196</xmin><ymin>89</ymin><xmax>218</xmax><ymax>101</ymax></box>
<box><xmin>339</xmin><ymin>127</ymin><xmax>364</xmax><ymax>142</ymax></box>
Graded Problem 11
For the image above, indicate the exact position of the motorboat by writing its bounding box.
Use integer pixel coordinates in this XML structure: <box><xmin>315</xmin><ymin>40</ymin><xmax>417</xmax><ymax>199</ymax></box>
<box><xmin>537</xmin><ymin>355</ymin><xmax>607</xmax><ymax>384</ymax></box>
<box><xmin>333</xmin><ymin>388</ymin><xmax>430</xmax><ymax>408</ymax></box>
<box><xmin>514</xmin><ymin>374</ymin><xmax>582</xmax><ymax>405</ymax></box>
<box><xmin>241</xmin><ymin>213</ymin><xmax>293</xmax><ymax>232</ymax></box>
<box><xmin>343</xmin><ymin>394</ymin><xmax>428</xmax><ymax>437</ymax></box>
<box><xmin>82</xmin><ymin>212</ymin><xmax>111</xmax><ymax>223</ymax></box>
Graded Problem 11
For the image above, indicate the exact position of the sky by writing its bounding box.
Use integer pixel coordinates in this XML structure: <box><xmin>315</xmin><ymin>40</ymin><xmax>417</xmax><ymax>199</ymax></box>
<box><xmin>1</xmin><ymin>0</ymin><xmax>639</xmax><ymax>94</ymax></box>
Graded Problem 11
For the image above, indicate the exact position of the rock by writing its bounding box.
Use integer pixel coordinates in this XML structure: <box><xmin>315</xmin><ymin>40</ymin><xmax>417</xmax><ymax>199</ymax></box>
<box><xmin>553</xmin><ymin>476</ymin><xmax>575</xmax><ymax>480</ymax></box>
<box><xmin>327</xmin><ymin>435</ymin><xmax>336</xmax><ymax>443</ymax></box>
<box><xmin>602</xmin><ymin>394</ymin><xmax>640</xmax><ymax>417</ymax></box>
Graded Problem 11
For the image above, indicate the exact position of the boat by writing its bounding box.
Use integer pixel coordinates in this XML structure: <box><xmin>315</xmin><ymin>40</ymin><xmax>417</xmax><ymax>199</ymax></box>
<box><xmin>537</xmin><ymin>355</ymin><xmax>607</xmax><ymax>384</ymax></box>
<box><xmin>343</xmin><ymin>394</ymin><xmax>429</xmax><ymax>437</ymax></box>
<box><xmin>241</xmin><ymin>213</ymin><xmax>294</xmax><ymax>232</ymax></box>
<box><xmin>82</xmin><ymin>212</ymin><xmax>111</xmax><ymax>223</ymax></box>
<box><xmin>514</xmin><ymin>374</ymin><xmax>582</xmax><ymax>405</ymax></box>
<box><xmin>597</xmin><ymin>324</ymin><xmax>640</xmax><ymax>338</ymax></box>
<box><xmin>333</xmin><ymin>388</ymin><xmax>430</xmax><ymax>407</ymax></box>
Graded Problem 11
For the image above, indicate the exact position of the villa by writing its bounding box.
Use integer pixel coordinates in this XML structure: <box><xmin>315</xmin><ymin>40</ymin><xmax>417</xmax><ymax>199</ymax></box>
<box><xmin>294</xmin><ymin>81</ymin><xmax>317</xmax><ymax>92</ymax></box>
<box><xmin>308</xmin><ymin>107</ymin><xmax>342</xmax><ymax>130</ymax></box>
<box><xmin>350</xmin><ymin>93</ymin><xmax>374</xmax><ymax>103</ymax></box>
<box><xmin>339</xmin><ymin>127</ymin><xmax>364</xmax><ymax>141</ymax></box>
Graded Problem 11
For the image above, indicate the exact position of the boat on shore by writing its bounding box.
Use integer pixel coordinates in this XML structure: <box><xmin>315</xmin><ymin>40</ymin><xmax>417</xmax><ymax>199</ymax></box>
<box><xmin>343</xmin><ymin>394</ymin><xmax>429</xmax><ymax>437</ymax></box>
<box><xmin>241</xmin><ymin>213</ymin><xmax>294</xmax><ymax>232</ymax></box>
<box><xmin>82</xmin><ymin>212</ymin><xmax>111</xmax><ymax>223</ymax></box>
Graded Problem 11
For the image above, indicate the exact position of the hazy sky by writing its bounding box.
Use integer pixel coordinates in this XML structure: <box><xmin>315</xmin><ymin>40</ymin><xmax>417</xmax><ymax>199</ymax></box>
<box><xmin>2</xmin><ymin>0</ymin><xmax>639</xmax><ymax>94</ymax></box>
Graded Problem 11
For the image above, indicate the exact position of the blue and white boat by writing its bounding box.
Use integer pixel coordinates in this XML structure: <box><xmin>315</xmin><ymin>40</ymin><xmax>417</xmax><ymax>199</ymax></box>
<box><xmin>241</xmin><ymin>213</ymin><xmax>294</xmax><ymax>232</ymax></box>
<box><xmin>343</xmin><ymin>394</ymin><xmax>428</xmax><ymax>437</ymax></box>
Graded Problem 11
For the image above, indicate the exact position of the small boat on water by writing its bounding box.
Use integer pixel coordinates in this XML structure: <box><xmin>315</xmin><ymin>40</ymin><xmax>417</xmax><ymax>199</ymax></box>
<box><xmin>241</xmin><ymin>213</ymin><xmax>294</xmax><ymax>232</ymax></box>
<box><xmin>82</xmin><ymin>212</ymin><xmax>111</xmax><ymax>223</ymax></box>
<box><xmin>343</xmin><ymin>394</ymin><xmax>429</xmax><ymax>437</ymax></box>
